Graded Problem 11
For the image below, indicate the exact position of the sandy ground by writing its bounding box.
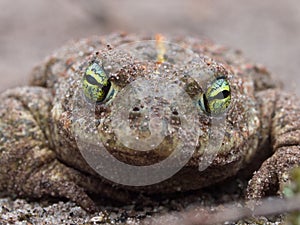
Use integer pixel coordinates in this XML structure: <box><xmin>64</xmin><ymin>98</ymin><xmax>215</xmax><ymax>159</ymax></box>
<box><xmin>0</xmin><ymin>0</ymin><xmax>299</xmax><ymax>224</ymax></box>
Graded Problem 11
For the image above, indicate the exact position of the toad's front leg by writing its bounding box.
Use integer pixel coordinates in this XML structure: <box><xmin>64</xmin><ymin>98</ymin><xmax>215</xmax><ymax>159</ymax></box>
<box><xmin>246</xmin><ymin>90</ymin><xmax>300</xmax><ymax>199</ymax></box>
<box><xmin>0</xmin><ymin>87</ymin><xmax>103</xmax><ymax>212</ymax></box>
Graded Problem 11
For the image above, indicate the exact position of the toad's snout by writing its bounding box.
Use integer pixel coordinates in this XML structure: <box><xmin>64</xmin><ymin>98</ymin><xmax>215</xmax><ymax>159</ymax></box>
<box><xmin>128</xmin><ymin>102</ymin><xmax>182</xmax><ymax>141</ymax></box>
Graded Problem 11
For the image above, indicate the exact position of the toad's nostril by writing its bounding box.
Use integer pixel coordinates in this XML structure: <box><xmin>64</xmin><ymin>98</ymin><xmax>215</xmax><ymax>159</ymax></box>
<box><xmin>172</xmin><ymin>110</ymin><xmax>179</xmax><ymax>116</ymax></box>
<box><xmin>132</xmin><ymin>107</ymin><xmax>140</xmax><ymax>112</ymax></box>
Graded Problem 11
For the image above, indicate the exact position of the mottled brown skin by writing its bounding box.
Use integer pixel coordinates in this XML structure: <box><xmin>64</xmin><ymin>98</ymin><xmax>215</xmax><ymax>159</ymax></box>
<box><xmin>0</xmin><ymin>33</ymin><xmax>299</xmax><ymax>212</ymax></box>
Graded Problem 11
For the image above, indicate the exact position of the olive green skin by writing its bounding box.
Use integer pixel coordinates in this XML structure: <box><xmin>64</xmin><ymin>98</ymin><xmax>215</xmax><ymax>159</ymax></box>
<box><xmin>0</xmin><ymin>33</ymin><xmax>299</xmax><ymax>212</ymax></box>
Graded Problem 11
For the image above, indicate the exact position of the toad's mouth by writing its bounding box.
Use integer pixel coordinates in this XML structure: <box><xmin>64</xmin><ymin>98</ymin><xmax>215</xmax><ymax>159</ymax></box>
<box><xmin>97</xmin><ymin>114</ymin><xmax>184</xmax><ymax>167</ymax></box>
<box><xmin>74</xmin><ymin>118</ymin><xmax>199</xmax><ymax>186</ymax></box>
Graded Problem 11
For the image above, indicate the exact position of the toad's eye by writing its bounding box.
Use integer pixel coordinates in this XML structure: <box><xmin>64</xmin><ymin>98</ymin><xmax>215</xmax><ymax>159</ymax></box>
<box><xmin>198</xmin><ymin>77</ymin><xmax>231</xmax><ymax>116</ymax></box>
<box><xmin>82</xmin><ymin>62</ymin><xmax>116</xmax><ymax>103</ymax></box>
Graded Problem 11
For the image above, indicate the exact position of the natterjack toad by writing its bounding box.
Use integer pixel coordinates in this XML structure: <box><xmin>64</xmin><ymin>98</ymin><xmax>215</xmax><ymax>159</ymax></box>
<box><xmin>0</xmin><ymin>33</ymin><xmax>299</xmax><ymax>212</ymax></box>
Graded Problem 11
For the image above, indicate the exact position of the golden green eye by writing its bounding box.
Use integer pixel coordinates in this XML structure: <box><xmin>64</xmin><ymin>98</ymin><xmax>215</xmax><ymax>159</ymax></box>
<box><xmin>82</xmin><ymin>62</ymin><xmax>115</xmax><ymax>103</ymax></box>
<box><xmin>198</xmin><ymin>77</ymin><xmax>231</xmax><ymax>116</ymax></box>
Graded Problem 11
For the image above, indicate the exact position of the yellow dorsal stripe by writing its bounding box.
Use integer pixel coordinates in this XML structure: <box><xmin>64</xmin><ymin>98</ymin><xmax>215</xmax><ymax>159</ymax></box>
<box><xmin>155</xmin><ymin>34</ymin><xmax>166</xmax><ymax>64</ymax></box>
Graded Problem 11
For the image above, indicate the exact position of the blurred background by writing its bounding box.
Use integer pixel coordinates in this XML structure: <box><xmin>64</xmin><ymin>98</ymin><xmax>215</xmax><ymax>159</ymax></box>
<box><xmin>0</xmin><ymin>0</ymin><xmax>299</xmax><ymax>96</ymax></box>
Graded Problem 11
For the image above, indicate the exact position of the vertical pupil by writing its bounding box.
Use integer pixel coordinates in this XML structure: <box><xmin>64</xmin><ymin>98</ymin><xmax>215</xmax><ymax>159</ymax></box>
<box><xmin>101</xmin><ymin>80</ymin><xmax>111</xmax><ymax>98</ymax></box>
<box><xmin>203</xmin><ymin>93</ymin><xmax>211</xmax><ymax>114</ymax></box>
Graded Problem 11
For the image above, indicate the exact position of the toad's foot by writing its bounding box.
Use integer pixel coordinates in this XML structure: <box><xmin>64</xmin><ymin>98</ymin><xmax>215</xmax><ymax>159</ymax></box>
<box><xmin>24</xmin><ymin>159</ymin><xmax>99</xmax><ymax>212</ymax></box>
<box><xmin>0</xmin><ymin>87</ymin><xmax>98</xmax><ymax>212</ymax></box>
<box><xmin>246</xmin><ymin>145</ymin><xmax>300</xmax><ymax>199</ymax></box>
<box><xmin>0</xmin><ymin>87</ymin><xmax>131</xmax><ymax>212</ymax></box>
<box><xmin>246</xmin><ymin>91</ymin><xmax>300</xmax><ymax>199</ymax></box>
